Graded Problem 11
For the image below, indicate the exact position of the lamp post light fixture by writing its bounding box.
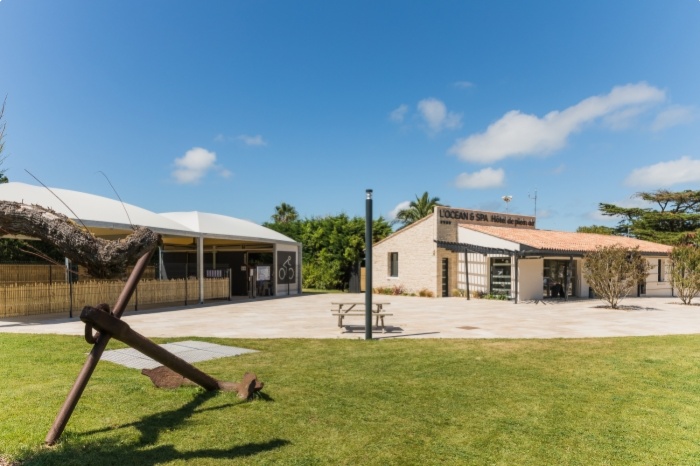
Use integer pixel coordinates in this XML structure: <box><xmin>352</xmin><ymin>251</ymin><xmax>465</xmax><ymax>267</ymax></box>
<box><xmin>502</xmin><ymin>195</ymin><xmax>512</xmax><ymax>213</ymax></box>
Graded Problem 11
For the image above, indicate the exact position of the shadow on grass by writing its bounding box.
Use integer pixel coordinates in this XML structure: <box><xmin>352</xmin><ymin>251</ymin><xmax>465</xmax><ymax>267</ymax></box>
<box><xmin>24</xmin><ymin>438</ymin><xmax>290</xmax><ymax>465</ymax></box>
<box><xmin>24</xmin><ymin>391</ymin><xmax>288</xmax><ymax>465</ymax></box>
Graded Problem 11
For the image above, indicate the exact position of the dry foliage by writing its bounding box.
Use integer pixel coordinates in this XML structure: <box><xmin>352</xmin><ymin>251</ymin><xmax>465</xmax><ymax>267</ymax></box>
<box><xmin>669</xmin><ymin>245</ymin><xmax>700</xmax><ymax>305</ymax></box>
<box><xmin>583</xmin><ymin>245</ymin><xmax>650</xmax><ymax>309</ymax></box>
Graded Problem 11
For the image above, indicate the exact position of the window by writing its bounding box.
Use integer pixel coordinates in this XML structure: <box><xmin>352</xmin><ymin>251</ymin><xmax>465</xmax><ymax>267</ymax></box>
<box><xmin>658</xmin><ymin>259</ymin><xmax>665</xmax><ymax>282</ymax></box>
<box><xmin>389</xmin><ymin>252</ymin><xmax>399</xmax><ymax>277</ymax></box>
<box><xmin>490</xmin><ymin>257</ymin><xmax>511</xmax><ymax>296</ymax></box>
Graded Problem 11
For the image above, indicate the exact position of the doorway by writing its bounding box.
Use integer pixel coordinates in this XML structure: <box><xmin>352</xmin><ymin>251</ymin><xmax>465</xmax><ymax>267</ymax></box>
<box><xmin>441</xmin><ymin>258</ymin><xmax>449</xmax><ymax>297</ymax></box>
<box><xmin>543</xmin><ymin>260</ymin><xmax>576</xmax><ymax>298</ymax></box>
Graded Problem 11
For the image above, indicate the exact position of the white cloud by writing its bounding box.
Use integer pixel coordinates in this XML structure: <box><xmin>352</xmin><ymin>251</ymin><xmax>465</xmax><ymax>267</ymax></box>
<box><xmin>388</xmin><ymin>200</ymin><xmax>410</xmax><ymax>221</ymax></box>
<box><xmin>417</xmin><ymin>98</ymin><xmax>462</xmax><ymax>132</ymax></box>
<box><xmin>603</xmin><ymin>106</ymin><xmax>647</xmax><ymax>130</ymax></box>
<box><xmin>389</xmin><ymin>104</ymin><xmax>409</xmax><ymax>123</ymax></box>
<box><xmin>625</xmin><ymin>156</ymin><xmax>700</xmax><ymax>187</ymax></box>
<box><xmin>237</xmin><ymin>134</ymin><xmax>267</xmax><ymax>146</ymax></box>
<box><xmin>454</xmin><ymin>81</ymin><xmax>474</xmax><ymax>89</ymax></box>
<box><xmin>449</xmin><ymin>82</ymin><xmax>666</xmax><ymax>164</ymax></box>
<box><xmin>651</xmin><ymin>105</ymin><xmax>695</xmax><ymax>132</ymax></box>
<box><xmin>172</xmin><ymin>147</ymin><xmax>222</xmax><ymax>184</ymax></box>
<box><xmin>454</xmin><ymin>167</ymin><xmax>505</xmax><ymax>189</ymax></box>
<box><xmin>213</xmin><ymin>133</ymin><xmax>226</xmax><ymax>142</ymax></box>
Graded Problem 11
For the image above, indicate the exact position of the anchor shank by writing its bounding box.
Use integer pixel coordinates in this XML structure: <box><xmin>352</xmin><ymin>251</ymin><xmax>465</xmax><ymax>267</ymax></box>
<box><xmin>80</xmin><ymin>307</ymin><xmax>220</xmax><ymax>391</ymax></box>
<box><xmin>45</xmin><ymin>249</ymin><xmax>155</xmax><ymax>445</ymax></box>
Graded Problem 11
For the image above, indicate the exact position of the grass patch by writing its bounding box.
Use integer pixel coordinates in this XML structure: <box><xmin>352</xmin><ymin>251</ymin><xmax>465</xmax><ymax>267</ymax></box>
<box><xmin>2</xmin><ymin>334</ymin><xmax>700</xmax><ymax>464</ymax></box>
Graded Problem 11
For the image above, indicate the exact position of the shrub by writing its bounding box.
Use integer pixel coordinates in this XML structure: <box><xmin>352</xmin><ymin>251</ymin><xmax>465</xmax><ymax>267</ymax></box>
<box><xmin>418</xmin><ymin>288</ymin><xmax>434</xmax><ymax>298</ymax></box>
<box><xmin>583</xmin><ymin>245</ymin><xmax>650</xmax><ymax>309</ymax></box>
<box><xmin>302</xmin><ymin>259</ymin><xmax>342</xmax><ymax>290</ymax></box>
<box><xmin>452</xmin><ymin>288</ymin><xmax>467</xmax><ymax>297</ymax></box>
<box><xmin>373</xmin><ymin>285</ymin><xmax>409</xmax><ymax>296</ymax></box>
<box><xmin>670</xmin><ymin>245</ymin><xmax>700</xmax><ymax>305</ymax></box>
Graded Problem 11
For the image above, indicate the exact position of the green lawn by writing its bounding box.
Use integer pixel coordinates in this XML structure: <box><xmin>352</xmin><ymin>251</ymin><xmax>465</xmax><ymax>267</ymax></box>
<box><xmin>2</xmin><ymin>334</ymin><xmax>700</xmax><ymax>465</ymax></box>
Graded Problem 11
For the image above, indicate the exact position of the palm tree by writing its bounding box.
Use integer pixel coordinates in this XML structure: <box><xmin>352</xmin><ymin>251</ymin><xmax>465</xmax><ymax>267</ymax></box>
<box><xmin>394</xmin><ymin>192</ymin><xmax>442</xmax><ymax>228</ymax></box>
<box><xmin>271</xmin><ymin>202</ymin><xmax>299</xmax><ymax>224</ymax></box>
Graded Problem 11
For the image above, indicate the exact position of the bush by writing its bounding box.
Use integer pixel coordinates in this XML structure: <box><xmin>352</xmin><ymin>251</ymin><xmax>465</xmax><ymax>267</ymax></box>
<box><xmin>418</xmin><ymin>288</ymin><xmax>434</xmax><ymax>298</ymax></box>
<box><xmin>373</xmin><ymin>284</ymin><xmax>408</xmax><ymax>296</ymax></box>
<box><xmin>302</xmin><ymin>259</ymin><xmax>342</xmax><ymax>290</ymax></box>
<box><xmin>583</xmin><ymin>245</ymin><xmax>650</xmax><ymax>309</ymax></box>
<box><xmin>452</xmin><ymin>288</ymin><xmax>467</xmax><ymax>297</ymax></box>
<box><xmin>670</xmin><ymin>245</ymin><xmax>700</xmax><ymax>305</ymax></box>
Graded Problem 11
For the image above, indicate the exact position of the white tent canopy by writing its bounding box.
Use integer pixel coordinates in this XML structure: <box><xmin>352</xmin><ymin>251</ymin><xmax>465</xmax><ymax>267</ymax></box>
<box><xmin>159</xmin><ymin>211</ymin><xmax>296</xmax><ymax>245</ymax></box>
<box><xmin>0</xmin><ymin>182</ymin><xmax>295</xmax><ymax>244</ymax></box>
<box><xmin>0</xmin><ymin>182</ymin><xmax>301</xmax><ymax>299</ymax></box>
<box><xmin>0</xmin><ymin>182</ymin><xmax>194</xmax><ymax>237</ymax></box>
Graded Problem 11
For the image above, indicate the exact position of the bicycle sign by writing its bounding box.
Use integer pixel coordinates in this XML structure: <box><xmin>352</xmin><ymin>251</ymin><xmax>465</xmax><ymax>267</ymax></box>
<box><xmin>277</xmin><ymin>251</ymin><xmax>296</xmax><ymax>285</ymax></box>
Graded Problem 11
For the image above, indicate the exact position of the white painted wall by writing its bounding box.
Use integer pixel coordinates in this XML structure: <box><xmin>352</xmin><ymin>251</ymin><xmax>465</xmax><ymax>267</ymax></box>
<box><xmin>644</xmin><ymin>257</ymin><xmax>673</xmax><ymax>297</ymax></box>
<box><xmin>518</xmin><ymin>258</ymin><xmax>543</xmax><ymax>300</ymax></box>
<box><xmin>458</xmin><ymin>228</ymin><xmax>520</xmax><ymax>251</ymax></box>
<box><xmin>457</xmin><ymin>252</ymin><xmax>489</xmax><ymax>296</ymax></box>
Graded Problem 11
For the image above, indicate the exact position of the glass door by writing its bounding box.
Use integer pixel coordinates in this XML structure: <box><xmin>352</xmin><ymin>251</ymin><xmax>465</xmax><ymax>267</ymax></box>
<box><xmin>543</xmin><ymin>260</ymin><xmax>576</xmax><ymax>297</ymax></box>
<box><xmin>441</xmin><ymin>258</ymin><xmax>449</xmax><ymax>297</ymax></box>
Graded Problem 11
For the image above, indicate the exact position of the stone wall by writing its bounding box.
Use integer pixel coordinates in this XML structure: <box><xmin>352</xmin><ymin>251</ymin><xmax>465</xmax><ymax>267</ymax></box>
<box><xmin>373</xmin><ymin>215</ymin><xmax>438</xmax><ymax>295</ymax></box>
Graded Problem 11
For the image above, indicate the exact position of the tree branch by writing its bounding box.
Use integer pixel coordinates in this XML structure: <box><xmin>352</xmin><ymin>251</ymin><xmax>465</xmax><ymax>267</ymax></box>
<box><xmin>0</xmin><ymin>201</ymin><xmax>159</xmax><ymax>278</ymax></box>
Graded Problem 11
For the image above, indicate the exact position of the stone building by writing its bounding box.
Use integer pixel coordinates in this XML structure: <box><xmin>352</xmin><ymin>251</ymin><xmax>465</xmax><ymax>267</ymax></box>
<box><xmin>373</xmin><ymin>206</ymin><xmax>673</xmax><ymax>301</ymax></box>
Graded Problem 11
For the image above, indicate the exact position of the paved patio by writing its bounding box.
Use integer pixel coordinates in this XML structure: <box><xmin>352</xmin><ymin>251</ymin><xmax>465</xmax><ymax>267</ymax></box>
<box><xmin>2</xmin><ymin>293</ymin><xmax>700</xmax><ymax>339</ymax></box>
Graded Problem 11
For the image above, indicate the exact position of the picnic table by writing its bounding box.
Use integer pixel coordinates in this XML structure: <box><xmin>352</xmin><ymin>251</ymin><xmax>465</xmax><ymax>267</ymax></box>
<box><xmin>330</xmin><ymin>301</ymin><xmax>392</xmax><ymax>333</ymax></box>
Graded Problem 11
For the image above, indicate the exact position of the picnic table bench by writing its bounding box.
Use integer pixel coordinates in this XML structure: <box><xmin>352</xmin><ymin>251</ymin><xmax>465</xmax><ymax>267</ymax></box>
<box><xmin>330</xmin><ymin>302</ymin><xmax>393</xmax><ymax>333</ymax></box>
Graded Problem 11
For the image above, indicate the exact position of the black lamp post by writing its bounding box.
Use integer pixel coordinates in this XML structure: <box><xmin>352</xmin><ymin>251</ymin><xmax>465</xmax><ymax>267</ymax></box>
<box><xmin>365</xmin><ymin>189</ymin><xmax>373</xmax><ymax>340</ymax></box>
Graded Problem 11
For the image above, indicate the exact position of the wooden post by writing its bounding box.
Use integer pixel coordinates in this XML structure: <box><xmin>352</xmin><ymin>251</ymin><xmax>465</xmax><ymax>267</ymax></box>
<box><xmin>464</xmin><ymin>250</ymin><xmax>470</xmax><ymax>300</ymax></box>
<box><xmin>514</xmin><ymin>255</ymin><xmax>519</xmax><ymax>304</ymax></box>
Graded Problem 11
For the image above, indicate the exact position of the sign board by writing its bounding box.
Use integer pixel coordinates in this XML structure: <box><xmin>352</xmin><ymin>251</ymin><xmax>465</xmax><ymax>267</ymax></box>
<box><xmin>276</xmin><ymin>251</ymin><xmax>296</xmax><ymax>285</ymax></box>
<box><xmin>436</xmin><ymin>206</ymin><xmax>536</xmax><ymax>228</ymax></box>
<box><xmin>257</xmin><ymin>266</ymin><xmax>271</xmax><ymax>281</ymax></box>
<box><xmin>435</xmin><ymin>206</ymin><xmax>536</xmax><ymax>243</ymax></box>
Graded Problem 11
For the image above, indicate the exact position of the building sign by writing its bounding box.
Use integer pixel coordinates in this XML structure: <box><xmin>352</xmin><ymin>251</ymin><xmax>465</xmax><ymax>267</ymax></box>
<box><xmin>438</xmin><ymin>208</ymin><xmax>536</xmax><ymax>228</ymax></box>
<box><xmin>276</xmin><ymin>251</ymin><xmax>296</xmax><ymax>285</ymax></box>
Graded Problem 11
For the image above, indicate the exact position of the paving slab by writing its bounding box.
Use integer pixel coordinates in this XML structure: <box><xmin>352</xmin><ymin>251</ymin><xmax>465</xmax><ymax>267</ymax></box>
<box><xmin>101</xmin><ymin>341</ymin><xmax>257</xmax><ymax>369</ymax></box>
<box><xmin>1</xmin><ymin>294</ymin><xmax>700</xmax><ymax>339</ymax></box>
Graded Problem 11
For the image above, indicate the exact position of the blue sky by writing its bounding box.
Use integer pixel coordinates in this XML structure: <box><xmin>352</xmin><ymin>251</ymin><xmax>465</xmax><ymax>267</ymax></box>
<box><xmin>1</xmin><ymin>0</ymin><xmax>699</xmax><ymax>232</ymax></box>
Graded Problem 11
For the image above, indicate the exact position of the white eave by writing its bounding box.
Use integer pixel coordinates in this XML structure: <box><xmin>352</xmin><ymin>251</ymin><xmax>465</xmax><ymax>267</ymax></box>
<box><xmin>159</xmin><ymin>211</ymin><xmax>297</xmax><ymax>245</ymax></box>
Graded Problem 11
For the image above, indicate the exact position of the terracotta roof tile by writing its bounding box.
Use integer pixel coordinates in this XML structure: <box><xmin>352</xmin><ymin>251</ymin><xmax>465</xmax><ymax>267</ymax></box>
<box><xmin>460</xmin><ymin>225</ymin><xmax>672</xmax><ymax>254</ymax></box>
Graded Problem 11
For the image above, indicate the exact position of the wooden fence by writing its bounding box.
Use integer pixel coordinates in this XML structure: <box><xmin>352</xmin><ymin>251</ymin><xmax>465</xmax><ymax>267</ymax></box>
<box><xmin>0</xmin><ymin>278</ymin><xmax>229</xmax><ymax>318</ymax></box>
<box><xmin>0</xmin><ymin>264</ymin><xmax>157</xmax><ymax>284</ymax></box>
